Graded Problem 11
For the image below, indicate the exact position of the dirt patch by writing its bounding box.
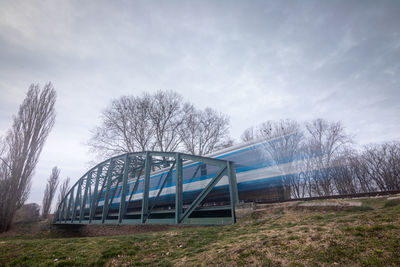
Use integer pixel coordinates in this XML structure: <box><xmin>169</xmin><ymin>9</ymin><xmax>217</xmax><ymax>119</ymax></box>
<box><xmin>292</xmin><ymin>200</ymin><xmax>363</xmax><ymax>211</ymax></box>
<box><xmin>1</xmin><ymin>220</ymin><xmax>201</xmax><ymax>238</ymax></box>
<box><xmin>76</xmin><ymin>224</ymin><xmax>196</xmax><ymax>237</ymax></box>
<box><xmin>0</xmin><ymin>220</ymin><xmax>51</xmax><ymax>238</ymax></box>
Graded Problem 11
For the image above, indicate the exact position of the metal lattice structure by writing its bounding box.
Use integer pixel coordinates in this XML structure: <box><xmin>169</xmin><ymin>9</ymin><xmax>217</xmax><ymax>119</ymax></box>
<box><xmin>54</xmin><ymin>152</ymin><xmax>238</xmax><ymax>225</ymax></box>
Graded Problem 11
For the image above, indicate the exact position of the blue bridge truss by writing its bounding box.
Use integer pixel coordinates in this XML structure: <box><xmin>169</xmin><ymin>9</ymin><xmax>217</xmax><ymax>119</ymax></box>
<box><xmin>54</xmin><ymin>152</ymin><xmax>239</xmax><ymax>225</ymax></box>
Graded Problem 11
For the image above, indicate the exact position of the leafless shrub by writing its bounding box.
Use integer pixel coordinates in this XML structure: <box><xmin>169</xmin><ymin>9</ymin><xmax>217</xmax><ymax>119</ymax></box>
<box><xmin>41</xmin><ymin>166</ymin><xmax>60</xmax><ymax>218</ymax></box>
<box><xmin>0</xmin><ymin>83</ymin><xmax>56</xmax><ymax>232</ymax></box>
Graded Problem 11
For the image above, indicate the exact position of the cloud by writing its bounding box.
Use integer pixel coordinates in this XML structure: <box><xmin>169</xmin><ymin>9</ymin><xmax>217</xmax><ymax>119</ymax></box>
<box><xmin>0</xmin><ymin>0</ymin><xmax>399</xmax><ymax>204</ymax></box>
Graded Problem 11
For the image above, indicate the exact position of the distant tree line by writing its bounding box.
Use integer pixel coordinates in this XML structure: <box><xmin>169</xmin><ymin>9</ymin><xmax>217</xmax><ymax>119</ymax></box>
<box><xmin>241</xmin><ymin>119</ymin><xmax>400</xmax><ymax>199</ymax></box>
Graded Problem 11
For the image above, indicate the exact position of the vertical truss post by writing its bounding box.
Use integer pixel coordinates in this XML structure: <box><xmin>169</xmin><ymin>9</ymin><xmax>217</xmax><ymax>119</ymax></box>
<box><xmin>60</xmin><ymin>201</ymin><xmax>68</xmax><ymax>222</ymax></box>
<box><xmin>141</xmin><ymin>152</ymin><xmax>151</xmax><ymax>223</ymax></box>
<box><xmin>227</xmin><ymin>161</ymin><xmax>238</xmax><ymax>223</ymax></box>
<box><xmin>175</xmin><ymin>153</ymin><xmax>183</xmax><ymax>224</ymax></box>
<box><xmin>80</xmin><ymin>172</ymin><xmax>92</xmax><ymax>222</ymax></box>
<box><xmin>58</xmin><ymin>200</ymin><xmax>65</xmax><ymax>222</ymax></box>
<box><xmin>89</xmin><ymin>165</ymin><xmax>102</xmax><ymax>223</ymax></box>
<box><xmin>56</xmin><ymin>202</ymin><xmax>61</xmax><ymax>222</ymax></box>
<box><xmin>71</xmin><ymin>180</ymin><xmax>82</xmax><ymax>223</ymax></box>
<box><xmin>65</xmin><ymin>187</ymin><xmax>74</xmax><ymax>223</ymax></box>
<box><xmin>55</xmin><ymin>206</ymin><xmax>59</xmax><ymax>223</ymax></box>
<box><xmin>102</xmin><ymin>160</ymin><xmax>115</xmax><ymax>223</ymax></box>
<box><xmin>119</xmin><ymin>154</ymin><xmax>130</xmax><ymax>223</ymax></box>
<box><xmin>88</xmin><ymin>186</ymin><xmax>92</xmax><ymax>210</ymax></box>
<box><xmin>62</xmin><ymin>200</ymin><xmax>67</xmax><ymax>221</ymax></box>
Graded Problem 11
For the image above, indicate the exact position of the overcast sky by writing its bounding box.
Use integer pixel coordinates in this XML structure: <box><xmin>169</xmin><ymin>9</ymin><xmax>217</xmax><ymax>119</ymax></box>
<box><xmin>1</xmin><ymin>0</ymin><xmax>399</xmax><ymax>205</ymax></box>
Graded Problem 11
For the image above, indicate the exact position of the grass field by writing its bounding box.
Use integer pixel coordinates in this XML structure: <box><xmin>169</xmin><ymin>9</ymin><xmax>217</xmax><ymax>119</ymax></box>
<box><xmin>1</xmin><ymin>197</ymin><xmax>399</xmax><ymax>266</ymax></box>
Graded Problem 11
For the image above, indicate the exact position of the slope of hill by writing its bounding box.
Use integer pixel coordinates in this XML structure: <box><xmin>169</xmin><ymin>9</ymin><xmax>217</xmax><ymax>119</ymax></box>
<box><xmin>0</xmin><ymin>196</ymin><xmax>399</xmax><ymax>266</ymax></box>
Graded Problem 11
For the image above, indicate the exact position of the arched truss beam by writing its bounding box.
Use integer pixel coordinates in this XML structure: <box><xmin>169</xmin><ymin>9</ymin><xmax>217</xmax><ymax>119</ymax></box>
<box><xmin>54</xmin><ymin>151</ymin><xmax>238</xmax><ymax>225</ymax></box>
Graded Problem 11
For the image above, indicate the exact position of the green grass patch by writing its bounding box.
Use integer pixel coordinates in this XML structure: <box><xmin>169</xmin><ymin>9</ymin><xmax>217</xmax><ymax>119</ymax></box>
<box><xmin>288</xmin><ymin>235</ymin><xmax>299</xmax><ymax>241</ymax></box>
<box><xmin>384</xmin><ymin>199</ymin><xmax>400</xmax><ymax>208</ymax></box>
<box><xmin>347</xmin><ymin>205</ymin><xmax>374</xmax><ymax>212</ymax></box>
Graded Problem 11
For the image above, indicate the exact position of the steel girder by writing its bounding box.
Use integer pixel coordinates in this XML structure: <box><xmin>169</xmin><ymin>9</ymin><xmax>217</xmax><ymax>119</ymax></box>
<box><xmin>54</xmin><ymin>151</ymin><xmax>239</xmax><ymax>225</ymax></box>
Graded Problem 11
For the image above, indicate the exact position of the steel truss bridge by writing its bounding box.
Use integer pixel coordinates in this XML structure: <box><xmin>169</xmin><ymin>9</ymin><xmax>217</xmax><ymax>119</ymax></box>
<box><xmin>54</xmin><ymin>152</ymin><xmax>239</xmax><ymax>225</ymax></box>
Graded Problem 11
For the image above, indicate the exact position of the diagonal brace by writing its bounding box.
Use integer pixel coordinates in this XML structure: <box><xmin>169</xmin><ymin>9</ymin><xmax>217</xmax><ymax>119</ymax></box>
<box><xmin>145</xmin><ymin>161</ymin><xmax>176</xmax><ymax>222</ymax></box>
<box><xmin>179</xmin><ymin>166</ymin><xmax>227</xmax><ymax>223</ymax></box>
<box><xmin>124</xmin><ymin>165</ymin><xmax>144</xmax><ymax>215</ymax></box>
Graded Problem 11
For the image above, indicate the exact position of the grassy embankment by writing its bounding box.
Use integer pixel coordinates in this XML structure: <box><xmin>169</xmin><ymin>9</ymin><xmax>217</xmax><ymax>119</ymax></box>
<box><xmin>0</xmin><ymin>197</ymin><xmax>399</xmax><ymax>266</ymax></box>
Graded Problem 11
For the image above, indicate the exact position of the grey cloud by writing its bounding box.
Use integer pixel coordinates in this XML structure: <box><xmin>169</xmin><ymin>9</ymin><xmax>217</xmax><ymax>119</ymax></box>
<box><xmin>0</xmin><ymin>0</ymin><xmax>399</xmax><ymax>204</ymax></box>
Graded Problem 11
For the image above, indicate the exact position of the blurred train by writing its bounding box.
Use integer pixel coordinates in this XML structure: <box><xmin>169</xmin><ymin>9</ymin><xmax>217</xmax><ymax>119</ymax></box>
<box><xmin>90</xmin><ymin>136</ymin><xmax>306</xmax><ymax>216</ymax></box>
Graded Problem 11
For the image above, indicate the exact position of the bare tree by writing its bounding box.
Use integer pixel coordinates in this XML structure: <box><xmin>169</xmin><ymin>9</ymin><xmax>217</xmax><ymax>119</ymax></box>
<box><xmin>240</xmin><ymin>126</ymin><xmax>255</xmax><ymax>142</ymax></box>
<box><xmin>87</xmin><ymin>95</ymin><xmax>155</xmax><ymax>159</ymax></box>
<box><xmin>148</xmin><ymin>90</ymin><xmax>185</xmax><ymax>152</ymax></box>
<box><xmin>41</xmin><ymin>167</ymin><xmax>60</xmax><ymax>218</ymax></box>
<box><xmin>241</xmin><ymin>119</ymin><xmax>304</xmax><ymax>199</ymax></box>
<box><xmin>330</xmin><ymin>152</ymin><xmax>359</xmax><ymax>195</ymax></box>
<box><xmin>0</xmin><ymin>83</ymin><xmax>56</xmax><ymax>232</ymax></box>
<box><xmin>360</xmin><ymin>142</ymin><xmax>400</xmax><ymax>191</ymax></box>
<box><xmin>259</xmin><ymin>120</ymin><xmax>304</xmax><ymax>199</ymax></box>
<box><xmin>87</xmin><ymin>90</ymin><xmax>186</xmax><ymax>159</ymax></box>
<box><xmin>180</xmin><ymin>106</ymin><xmax>230</xmax><ymax>155</ymax></box>
<box><xmin>243</xmin><ymin>118</ymin><xmax>399</xmax><ymax>199</ymax></box>
<box><xmin>347</xmin><ymin>154</ymin><xmax>376</xmax><ymax>193</ymax></box>
<box><xmin>56</xmin><ymin>177</ymin><xmax>70</xmax><ymax>210</ymax></box>
<box><xmin>88</xmin><ymin>90</ymin><xmax>232</xmax><ymax>159</ymax></box>
<box><xmin>303</xmin><ymin>119</ymin><xmax>352</xmax><ymax>196</ymax></box>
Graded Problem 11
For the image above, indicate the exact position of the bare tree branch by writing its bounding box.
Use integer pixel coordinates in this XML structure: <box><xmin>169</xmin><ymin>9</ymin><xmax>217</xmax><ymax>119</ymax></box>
<box><xmin>180</xmin><ymin>106</ymin><xmax>230</xmax><ymax>155</ymax></box>
<box><xmin>87</xmin><ymin>90</ymin><xmax>231</xmax><ymax>159</ymax></box>
<box><xmin>56</xmin><ymin>177</ymin><xmax>71</xmax><ymax>211</ymax></box>
<box><xmin>41</xmin><ymin>166</ymin><xmax>60</xmax><ymax>218</ymax></box>
<box><xmin>0</xmin><ymin>83</ymin><xmax>56</xmax><ymax>232</ymax></box>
